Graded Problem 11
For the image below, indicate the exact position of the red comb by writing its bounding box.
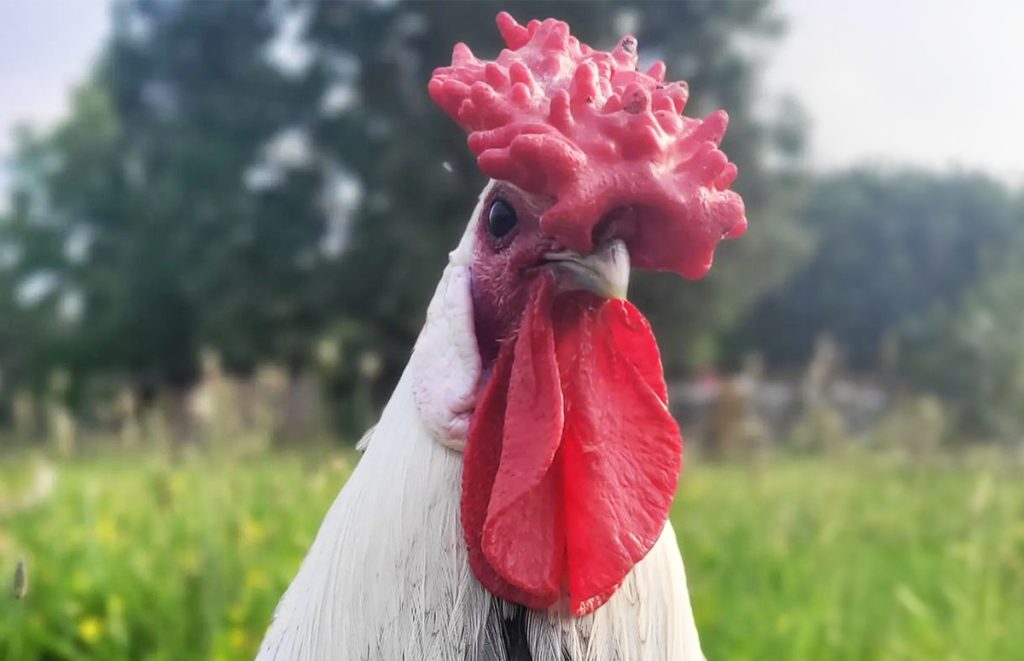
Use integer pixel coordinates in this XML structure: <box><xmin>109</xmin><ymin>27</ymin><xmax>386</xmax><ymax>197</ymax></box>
<box><xmin>429</xmin><ymin>12</ymin><xmax>747</xmax><ymax>279</ymax></box>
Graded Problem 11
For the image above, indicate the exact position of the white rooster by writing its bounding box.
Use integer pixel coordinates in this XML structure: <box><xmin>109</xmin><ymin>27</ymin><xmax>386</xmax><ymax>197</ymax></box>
<box><xmin>259</xmin><ymin>12</ymin><xmax>746</xmax><ymax>661</ymax></box>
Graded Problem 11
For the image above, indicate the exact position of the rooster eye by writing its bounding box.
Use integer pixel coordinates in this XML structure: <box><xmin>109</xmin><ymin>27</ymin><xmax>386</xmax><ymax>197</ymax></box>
<box><xmin>487</xmin><ymin>198</ymin><xmax>517</xmax><ymax>239</ymax></box>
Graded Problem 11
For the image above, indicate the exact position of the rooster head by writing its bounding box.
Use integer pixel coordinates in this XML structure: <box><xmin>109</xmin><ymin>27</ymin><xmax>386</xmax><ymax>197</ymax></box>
<box><xmin>427</xmin><ymin>13</ymin><xmax>747</xmax><ymax>616</ymax></box>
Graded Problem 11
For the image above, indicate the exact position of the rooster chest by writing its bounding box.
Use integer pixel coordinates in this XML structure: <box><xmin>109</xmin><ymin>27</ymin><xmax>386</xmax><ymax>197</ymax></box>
<box><xmin>261</xmin><ymin>343</ymin><xmax>702</xmax><ymax>661</ymax></box>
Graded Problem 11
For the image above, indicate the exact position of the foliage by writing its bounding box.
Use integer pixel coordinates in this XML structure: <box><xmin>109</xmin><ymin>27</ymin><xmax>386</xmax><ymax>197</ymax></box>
<box><xmin>731</xmin><ymin>169</ymin><xmax>1023</xmax><ymax>371</ymax></box>
<box><xmin>869</xmin><ymin>395</ymin><xmax>949</xmax><ymax>457</ymax></box>
<box><xmin>2</xmin><ymin>448</ymin><xmax>1022</xmax><ymax>659</ymax></box>
<box><xmin>902</xmin><ymin>233</ymin><xmax>1024</xmax><ymax>439</ymax></box>
<box><xmin>1</xmin><ymin>1</ymin><xmax>329</xmax><ymax>405</ymax></box>
<box><xmin>680</xmin><ymin>453</ymin><xmax>1024</xmax><ymax>660</ymax></box>
<box><xmin>1</xmin><ymin>450</ymin><xmax>353</xmax><ymax>660</ymax></box>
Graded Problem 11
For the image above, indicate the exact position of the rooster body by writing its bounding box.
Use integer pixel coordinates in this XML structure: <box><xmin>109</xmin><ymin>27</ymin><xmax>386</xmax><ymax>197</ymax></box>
<box><xmin>258</xmin><ymin>192</ymin><xmax>703</xmax><ymax>661</ymax></box>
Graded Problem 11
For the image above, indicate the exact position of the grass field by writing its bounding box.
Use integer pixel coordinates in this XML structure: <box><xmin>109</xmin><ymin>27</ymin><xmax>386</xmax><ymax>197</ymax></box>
<box><xmin>2</xmin><ymin>447</ymin><xmax>1022</xmax><ymax>660</ymax></box>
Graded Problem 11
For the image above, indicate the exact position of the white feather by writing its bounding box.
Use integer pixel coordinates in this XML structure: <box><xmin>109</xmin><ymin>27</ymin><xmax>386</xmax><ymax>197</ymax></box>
<box><xmin>258</xmin><ymin>368</ymin><xmax>501</xmax><ymax>661</ymax></box>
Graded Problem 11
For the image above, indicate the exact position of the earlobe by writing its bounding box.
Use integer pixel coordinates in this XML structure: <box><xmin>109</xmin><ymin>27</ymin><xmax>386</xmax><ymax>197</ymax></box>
<box><xmin>413</xmin><ymin>182</ymin><xmax>495</xmax><ymax>450</ymax></box>
<box><xmin>411</xmin><ymin>261</ymin><xmax>482</xmax><ymax>452</ymax></box>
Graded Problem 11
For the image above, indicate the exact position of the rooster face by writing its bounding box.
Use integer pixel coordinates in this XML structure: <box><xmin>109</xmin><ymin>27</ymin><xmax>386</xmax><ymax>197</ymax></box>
<box><xmin>470</xmin><ymin>182</ymin><xmax>631</xmax><ymax>368</ymax></box>
<box><xmin>449</xmin><ymin>178</ymin><xmax>682</xmax><ymax>616</ymax></box>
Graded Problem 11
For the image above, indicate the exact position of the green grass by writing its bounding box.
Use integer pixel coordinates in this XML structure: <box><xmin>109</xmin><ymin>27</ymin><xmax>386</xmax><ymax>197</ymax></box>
<box><xmin>2</xmin><ymin>448</ymin><xmax>1022</xmax><ymax>660</ymax></box>
<box><xmin>675</xmin><ymin>455</ymin><xmax>1024</xmax><ymax>660</ymax></box>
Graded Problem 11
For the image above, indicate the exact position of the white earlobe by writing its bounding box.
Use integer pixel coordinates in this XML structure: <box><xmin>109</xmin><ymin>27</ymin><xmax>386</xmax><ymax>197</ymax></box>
<box><xmin>410</xmin><ymin>183</ymin><xmax>495</xmax><ymax>451</ymax></box>
<box><xmin>410</xmin><ymin>261</ymin><xmax>481</xmax><ymax>452</ymax></box>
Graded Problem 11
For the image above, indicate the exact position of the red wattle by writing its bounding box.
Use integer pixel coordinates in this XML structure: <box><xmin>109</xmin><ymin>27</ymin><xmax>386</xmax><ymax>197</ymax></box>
<box><xmin>462</xmin><ymin>277</ymin><xmax>682</xmax><ymax>615</ymax></box>
<box><xmin>482</xmin><ymin>277</ymin><xmax>564</xmax><ymax>599</ymax></box>
<box><xmin>554</xmin><ymin>294</ymin><xmax>681</xmax><ymax>614</ymax></box>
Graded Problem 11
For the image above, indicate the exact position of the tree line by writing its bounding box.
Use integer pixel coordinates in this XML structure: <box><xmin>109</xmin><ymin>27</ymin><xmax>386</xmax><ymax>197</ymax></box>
<box><xmin>1</xmin><ymin>0</ymin><xmax>1021</xmax><ymax>441</ymax></box>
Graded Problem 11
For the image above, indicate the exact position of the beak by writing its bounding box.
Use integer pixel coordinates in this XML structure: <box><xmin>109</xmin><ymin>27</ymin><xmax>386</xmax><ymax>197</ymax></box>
<box><xmin>544</xmin><ymin>239</ymin><xmax>630</xmax><ymax>300</ymax></box>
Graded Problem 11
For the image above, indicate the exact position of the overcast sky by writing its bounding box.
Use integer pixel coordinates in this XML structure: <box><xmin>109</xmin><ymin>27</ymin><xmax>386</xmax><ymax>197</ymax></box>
<box><xmin>764</xmin><ymin>0</ymin><xmax>1024</xmax><ymax>184</ymax></box>
<box><xmin>1</xmin><ymin>0</ymin><xmax>1022</xmax><ymax>195</ymax></box>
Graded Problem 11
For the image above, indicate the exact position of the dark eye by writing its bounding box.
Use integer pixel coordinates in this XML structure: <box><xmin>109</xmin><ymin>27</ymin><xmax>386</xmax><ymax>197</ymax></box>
<box><xmin>487</xmin><ymin>198</ymin><xmax>518</xmax><ymax>239</ymax></box>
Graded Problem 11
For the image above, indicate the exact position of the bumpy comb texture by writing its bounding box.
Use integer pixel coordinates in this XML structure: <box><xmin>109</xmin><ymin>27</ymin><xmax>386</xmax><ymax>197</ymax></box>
<box><xmin>429</xmin><ymin>12</ymin><xmax>747</xmax><ymax>279</ymax></box>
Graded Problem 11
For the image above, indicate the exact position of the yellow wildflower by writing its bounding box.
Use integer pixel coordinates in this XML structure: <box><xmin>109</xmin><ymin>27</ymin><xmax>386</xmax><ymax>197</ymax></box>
<box><xmin>167</xmin><ymin>472</ymin><xmax>186</xmax><ymax>499</ymax></box>
<box><xmin>240</xmin><ymin>518</ymin><xmax>267</xmax><ymax>546</ymax></box>
<box><xmin>95</xmin><ymin>516</ymin><xmax>120</xmax><ymax>547</ymax></box>
<box><xmin>229</xmin><ymin>627</ymin><xmax>250</xmax><ymax>651</ymax></box>
<box><xmin>78</xmin><ymin>615</ymin><xmax>105</xmax><ymax>644</ymax></box>
<box><xmin>245</xmin><ymin>568</ymin><xmax>269</xmax><ymax>591</ymax></box>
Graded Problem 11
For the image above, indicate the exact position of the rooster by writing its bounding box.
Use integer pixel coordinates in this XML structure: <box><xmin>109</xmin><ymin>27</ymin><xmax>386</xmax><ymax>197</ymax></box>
<box><xmin>259</xmin><ymin>13</ymin><xmax>746</xmax><ymax>661</ymax></box>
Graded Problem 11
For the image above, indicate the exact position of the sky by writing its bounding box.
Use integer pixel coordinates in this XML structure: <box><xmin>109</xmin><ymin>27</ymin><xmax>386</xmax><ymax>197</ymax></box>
<box><xmin>0</xmin><ymin>0</ymin><xmax>109</xmax><ymax>160</ymax></box>
<box><xmin>763</xmin><ymin>0</ymin><xmax>1024</xmax><ymax>184</ymax></box>
<box><xmin>1</xmin><ymin>0</ymin><xmax>1022</xmax><ymax>197</ymax></box>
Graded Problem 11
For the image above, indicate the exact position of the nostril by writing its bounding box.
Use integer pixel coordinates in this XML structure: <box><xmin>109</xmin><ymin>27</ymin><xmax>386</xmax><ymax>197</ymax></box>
<box><xmin>592</xmin><ymin>206</ymin><xmax>640</xmax><ymax>250</ymax></box>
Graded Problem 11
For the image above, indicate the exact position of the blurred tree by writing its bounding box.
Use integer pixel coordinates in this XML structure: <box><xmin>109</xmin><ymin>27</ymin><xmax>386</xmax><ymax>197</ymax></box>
<box><xmin>0</xmin><ymin>202</ymin><xmax>47</xmax><ymax>423</ymax></box>
<box><xmin>731</xmin><ymin>169</ymin><xmax>1022</xmax><ymax>371</ymax></box>
<box><xmin>0</xmin><ymin>129</ymin><xmax>88</xmax><ymax>402</ymax></box>
<box><xmin>1</xmin><ymin>1</ymin><xmax>330</xmax><ymax>416</ymax></box>
<box><xmin>902</xmin><ymin>208</ymin><xmax>1024</xmax><ymax>440</ymax></box>
<box><xmin>103</xmin><ymin>0</ymin><xmax>328</xmax><ymax>380</ymax></box>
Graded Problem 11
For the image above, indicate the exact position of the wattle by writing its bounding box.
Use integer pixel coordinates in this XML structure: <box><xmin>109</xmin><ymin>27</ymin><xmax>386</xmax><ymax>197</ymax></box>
<box><xmin>461</xmin><ymin>276</ymin><xmax>682</xmax><ymax>616</ymax></box>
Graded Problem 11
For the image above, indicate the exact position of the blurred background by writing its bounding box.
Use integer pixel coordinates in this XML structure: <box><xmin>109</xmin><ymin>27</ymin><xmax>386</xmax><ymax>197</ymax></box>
<box><xmin>1</xmin><ymin>1</ymin><xmax>1022</xmax><ymax>659</ymax></box>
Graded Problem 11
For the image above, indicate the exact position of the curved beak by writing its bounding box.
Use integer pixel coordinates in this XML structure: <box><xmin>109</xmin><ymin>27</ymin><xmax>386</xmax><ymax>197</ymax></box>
<box><xmin>544</xmin><ymin>239</ymin><xmax>630</xmax><ymax>300</ymax></box>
